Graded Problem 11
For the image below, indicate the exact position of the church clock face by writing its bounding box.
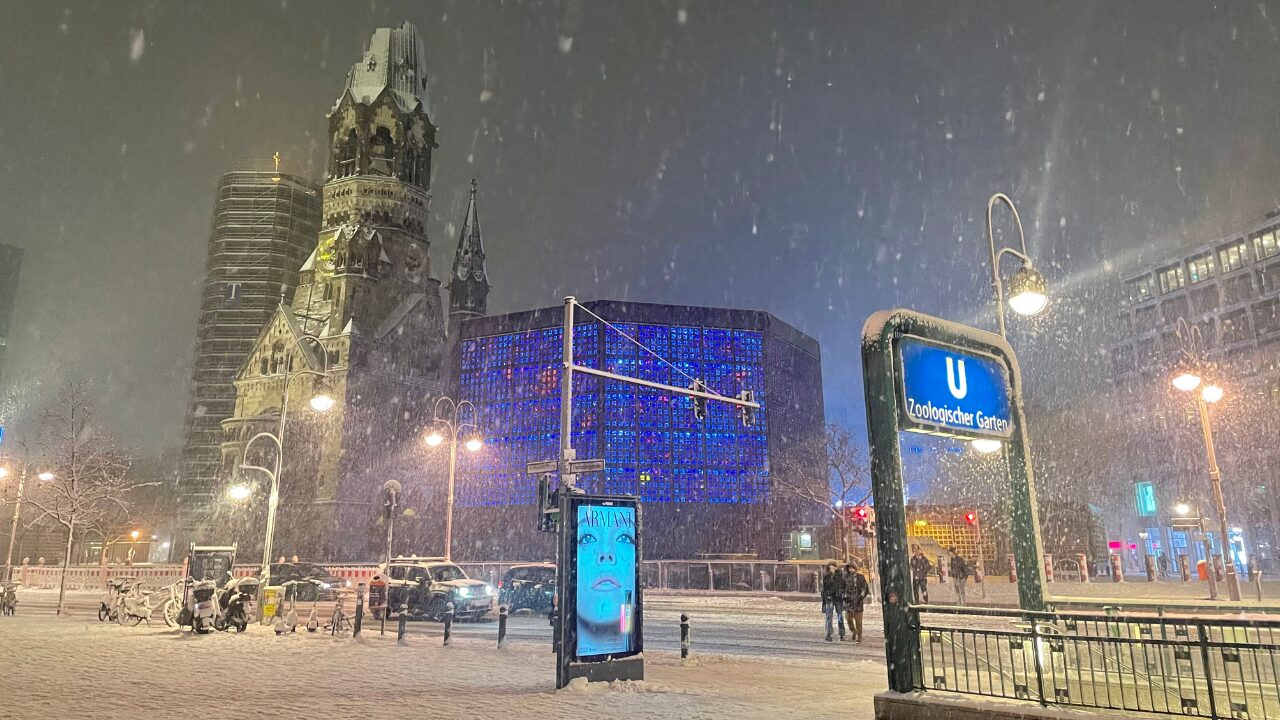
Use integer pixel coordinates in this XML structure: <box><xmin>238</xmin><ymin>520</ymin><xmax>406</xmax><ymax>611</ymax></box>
<box><xmin>317</xmin><ymin>236</ymin><xmax>337</xmax><ymax>271</ymax></box>
<box><xmin>404</xmin><ymin>245</ymin><xmax>425</xmax><ymax>281</ymax></box>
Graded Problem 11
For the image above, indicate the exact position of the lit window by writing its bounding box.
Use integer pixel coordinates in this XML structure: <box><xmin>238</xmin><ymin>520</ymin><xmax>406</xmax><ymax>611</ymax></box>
<box><xmin>1219</xmin><ymin>240</ymin><xmax>1249</xmax><ymax>273</ymax></box>
<box><xmin>1187</xmin><ymin>252</ymin><xmax>1215</xmax><ymax>284</ymax></box>
<box><xmin>1158</xmin><ymin>264</ymin><xmax>1186</xmax><ymax>294</ymax></box>
<box><xmin>1135</xmin><ymin>481</ymin><xmax>1157</xmax><ymax>516</ymax></box>
<box><xmin>1253</xmin><ymin>229</ymin><xmax>1280</xmax><ymax>263</ymax></box>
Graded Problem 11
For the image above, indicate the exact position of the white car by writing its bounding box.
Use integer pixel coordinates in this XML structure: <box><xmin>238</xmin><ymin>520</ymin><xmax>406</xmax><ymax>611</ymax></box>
<box><xmin>379</xmin><ymin>558</ymin><xmax>496</xmax><ymax>621</ymax></box>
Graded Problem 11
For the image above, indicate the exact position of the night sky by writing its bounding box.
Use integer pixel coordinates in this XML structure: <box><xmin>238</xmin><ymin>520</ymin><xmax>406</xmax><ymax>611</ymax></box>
<box><xmin>2</xmin><ymin>1</ymin><xmax>1279</xmax><ymax>454</ymax></box>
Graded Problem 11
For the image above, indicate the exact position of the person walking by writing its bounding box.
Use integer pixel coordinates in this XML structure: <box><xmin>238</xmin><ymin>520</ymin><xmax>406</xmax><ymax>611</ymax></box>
<box><xmin>948</xmin><ymin>547</ymin><xmax>970</xmax><ymax>607</ymax></box>
<box><xmin>910</xmin><ymin>545</ymin><xmax>932</xmax><ymax>604</ymax></box>
<box><xmin>820</xmin><ymin>561</ymin><xmax>847</xmax><ymax>641</ymax></box>
<box><xmin>843</xmin><ymin>562</ymin><xmax>870</xmax><ymax>643</ymax></box>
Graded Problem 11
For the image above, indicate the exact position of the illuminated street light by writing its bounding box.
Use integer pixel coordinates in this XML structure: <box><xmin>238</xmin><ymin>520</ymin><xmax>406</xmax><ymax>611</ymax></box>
<box><xmin>1171</xmin><ymin>372</ymin><xmax>1202</xmax><ymax>393</ymax></box>
<box><xmin>428</xmin><ymin>396</ymin><xmax>483</xmax><ymax>560</ymax></box>
<box><xmin>1006</xmin><ymin>266</ymin><xmax>1049</xmax><ymax>317</ymax></box>
<box><xmin>227</xmin><ymin>484</ymin><xmax>253</xmax><ymax>501</ymax></box>
<box><xmin>984</xmin><ymin>193</ymin><xmax>1049</xmax><ymax>338</ymax></box>
<box><xmin>1201</xmin><ymin>384</ymin><xmax>1224</xmax><ymax>404</ymax></box>
<box><xmin>0</xmin><ymin>467</ymin><xmax>8</xmax><ymax>479</ymax></box>
<box><xmin>309</xmin><ymin>393</ymin><xmax>336</xmax><ymax>412</ymax></box>
<box><xmin>37</xmin><ymin>471</ymin><xmax>55</xmax><ymax>482</ymax></box>
<box><xmin>971</xmin><ymin>438</ymin><xmax>1003</xmax><ymax>454</ymax></box>
<box><xmin>1175</xmin><ymin>502</ymin><xmax>1191</xmax><ymax>517</ymax></box>
<box><xmin>129</xmin><ymin>530</ymin><xmax>140</xmax><ymax>541</ymax></box>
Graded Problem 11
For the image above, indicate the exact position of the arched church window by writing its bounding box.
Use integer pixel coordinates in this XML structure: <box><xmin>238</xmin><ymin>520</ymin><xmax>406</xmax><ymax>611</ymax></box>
<box><xmin>369</xmin><ymin>126</ymin><xmax>395</xmax><ymax>175</ymax></box>
<box><xmin>337</xmin><ymin>129</ymin><xmax>358</xmax><ymax>177</ymax></box>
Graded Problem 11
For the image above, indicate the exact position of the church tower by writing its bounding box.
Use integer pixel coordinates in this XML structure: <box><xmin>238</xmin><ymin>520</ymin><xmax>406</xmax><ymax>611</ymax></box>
<box><xmin>220</xmin><ymin>22</ymin><xmax>450</xmax><ymax>560</ymax></box>
<box><xmin>448</xmin><ymin>179</ymin><xmax>490</xmax><ymax>341</ymax></box>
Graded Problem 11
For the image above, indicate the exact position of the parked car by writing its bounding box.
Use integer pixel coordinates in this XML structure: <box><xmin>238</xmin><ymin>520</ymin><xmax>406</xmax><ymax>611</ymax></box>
<box><xmin>265</xmin><ymin>562</ymin><xmax>348</xmax><ymax>601</ymax></box>
<box><xmin>380</xmin><ymin>557</ymin><xmax>495</xmax><ymax>621</ymax></box>
<box><xmin>499</xmin><ymin>563</ymin><xmax>556</xmax><ymax>614</ymax></box>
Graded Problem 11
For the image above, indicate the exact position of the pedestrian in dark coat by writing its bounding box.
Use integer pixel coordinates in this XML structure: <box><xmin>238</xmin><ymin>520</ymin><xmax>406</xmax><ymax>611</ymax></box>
<box><xmin>910</xmin><ymin>545</ymin><xmax>932</xmax><ymax>603</ymax></box>
<box><xmin>820</xmin><ymin>561</ymin><xmax>847</xmax><ymax>641</ymax></box>
<box><xmin>842</xmin><ymin>562</ymin><xmax>870</xmax><ymax>642</ymax></box>
<box><xmin>948</xmin><ymin>547</ymin><xmax>970</xmax><ymax>606</ymax></box>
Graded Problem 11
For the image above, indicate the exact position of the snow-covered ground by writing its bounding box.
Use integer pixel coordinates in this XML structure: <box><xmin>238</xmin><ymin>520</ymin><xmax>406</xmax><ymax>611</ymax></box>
<box><xmin>0</xmin><ymin>612</ymin><xmax>886</xmax><ymax>719</ymax></box>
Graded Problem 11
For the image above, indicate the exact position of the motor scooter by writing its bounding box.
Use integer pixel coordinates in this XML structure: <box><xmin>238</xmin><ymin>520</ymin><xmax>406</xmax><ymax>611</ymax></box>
<box><xmin>214</xmin><ymin>575</ymin><xmax>257</xmax><ymax>632</ymax></box>
<box><xmin>188</xmin><ymin>577</ymin><xmax>218</xmax><ymax>634</ymax></box>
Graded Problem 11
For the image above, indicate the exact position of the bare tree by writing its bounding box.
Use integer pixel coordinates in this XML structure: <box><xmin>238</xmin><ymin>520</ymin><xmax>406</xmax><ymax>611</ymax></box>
<box><xmin>22</xmin><ymin>382</ymin><xmax>151</xmax><ymax>614</ymax></box>
<box><xmin>773</xmin><ymin>423</ymin><xmax>872</xmax><ymax>561</ymax></box>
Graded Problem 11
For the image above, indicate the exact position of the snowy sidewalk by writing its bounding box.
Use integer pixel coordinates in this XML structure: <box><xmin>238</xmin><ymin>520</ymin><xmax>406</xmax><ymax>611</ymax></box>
<box><xmin>0</xmin><ymin>613</ymin><xmax>886</xmax><ymax>719</ymax></box>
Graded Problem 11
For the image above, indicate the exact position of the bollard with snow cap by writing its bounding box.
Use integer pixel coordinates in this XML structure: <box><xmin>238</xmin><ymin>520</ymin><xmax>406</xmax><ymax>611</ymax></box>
<box><xmin>443</xmin><ymin>601</ymin><xmax>454</xmax><ymax>646</ymax></box>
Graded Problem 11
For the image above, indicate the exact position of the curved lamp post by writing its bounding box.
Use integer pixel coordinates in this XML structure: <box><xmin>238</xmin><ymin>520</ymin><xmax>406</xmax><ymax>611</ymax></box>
<box><xmin>971</xmin><ymin>193</ymin><xmax>1049</xmax><ymax>455</ymax></box>
<box><xmin>229</xmin><ymin>331</ymin><xmax>333</xmax><ymax>594</ymax></box>
<box><xmin>425</xmin><ymin>396</ymin><xmax>483</xmax><ymax>561</ymax></box>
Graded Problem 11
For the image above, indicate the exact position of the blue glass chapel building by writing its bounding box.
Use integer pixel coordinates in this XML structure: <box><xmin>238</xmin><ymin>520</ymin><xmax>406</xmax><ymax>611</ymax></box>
<box><xmin>450</xmin><ymin>300</ymin><xmax>825</xmax><ymax>559</ymax></box>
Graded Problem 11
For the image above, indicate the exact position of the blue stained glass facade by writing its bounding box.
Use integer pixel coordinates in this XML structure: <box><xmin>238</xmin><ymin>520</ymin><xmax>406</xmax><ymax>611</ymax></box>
<box><xmin>457</xmin><ymin>319</ymin><xmax>770</xmax><ymax>508</ymax></box>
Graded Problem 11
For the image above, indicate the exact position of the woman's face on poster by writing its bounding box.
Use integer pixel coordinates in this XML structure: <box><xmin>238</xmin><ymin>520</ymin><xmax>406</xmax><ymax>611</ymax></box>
<box><xmin>577</xmin><ymin>510</ymin><xmax>636</xmax><ymax>626</ymax></box>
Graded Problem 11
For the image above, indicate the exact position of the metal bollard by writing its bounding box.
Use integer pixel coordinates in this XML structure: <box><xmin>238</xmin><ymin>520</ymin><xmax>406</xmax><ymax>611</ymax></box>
<box><xmin>353</xmin><ymin>583</ymin><xmax>365</xmax><ymax>638</ymax></box>
<box><xmin>1257</xmin><ymin>571</ymin><xmax>1264</xmax><ymax>602</ymax></box>
<box><xmin>397</xmin><ymin>603</ymin><xmax>408</xmax><ymax>642</ymax></box>
<box><xmin>680</xmin><ymin>613</ymin><xmax>690</xmax><ymax>659</ymax></box>
<box><xmin>443</xmin><ymin>602</ymin><xmax>454</xmax><ymax>646</ymax></box>
<box><xmin>497</xmin><ymin>605</ymin><xmax>508</xmax><ymax>647</ymax></box>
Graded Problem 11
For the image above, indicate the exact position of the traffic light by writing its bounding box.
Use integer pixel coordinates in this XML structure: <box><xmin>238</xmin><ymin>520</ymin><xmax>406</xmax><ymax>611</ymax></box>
<box><xmin>690</xmin><ymin>380</ymin><xmax>708</xmax><ymax>420</ymax></box>
<box><xmin>738</xmin><ymin>389</ymin><xmax>756</xmax><ymax>427</ymax></box>
<box><xmin>847</xmin><ymin>505</ymin><xmax>875</xmax><ymax>537</ymax></box>
<box><xmin>964</xmin><ymin>510</ymin><xmax>978</xmax><ymax>526</ymax></box>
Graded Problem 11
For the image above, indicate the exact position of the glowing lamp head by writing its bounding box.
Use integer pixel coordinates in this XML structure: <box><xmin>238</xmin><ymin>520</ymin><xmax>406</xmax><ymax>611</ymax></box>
<box><xmin>227</xmin><ymin>484</ymin><xmax>253</xmax><ymax>501</ymax></box>
<box><xmin>1201</xmin><ymin>384</ymin><xmax>1224</xmax><ymax>404</ymax></box>
<box><xmin>129</xmin><ymin>530</ymin><xmax>140</xmax><ymax>541</ymax></box>
<box><xmin>424</xmin><ymin>431</ymin><xmax>445</xmax><ymax>447</ymax></box>
<box><xmin>971</xmin><ymin>438</ymin><xmax>1003</xmax><ymax>454</ymax></box>
<box><xmin>464</xmin><ymin>437</ymin><xmax>483</xmax><ymax>452</ymax></box>
<box><xmin>1006</xmin><ymin>266</ymin><xmax>1048</xmax><ymax>316</ymax></box>
<box><xmin>1171</xmin><ymin>372</ymin><xmax>1202</xmax><ymax>393</ymax></box>
<box><xmin>309</xmin><ymin>393</ymin><xmax>335</xmax><ymax>412</ymax></box>
<box><xmin>0</xmin><ymin>467</ymin><xmax>8</xmax><ymax>479</ymax></box>
<box><xmin>1175</xmin><ymin>501</ymin><xmax>1191</xmax><ymax>516</ymax></box>
<box><xmin>37</xmin><ymin>471</ymin><xmax>55</xmax><ymax>482</ymax></box>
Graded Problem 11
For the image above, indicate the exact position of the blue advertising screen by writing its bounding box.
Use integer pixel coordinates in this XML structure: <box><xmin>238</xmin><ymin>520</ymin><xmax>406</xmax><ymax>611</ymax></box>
<box><xmin>898</xmin><ymin>339</ymin><xmax>1013</xmax><ymax>439</ymax></box>
<box><xmin>575</xmin><ymin>503</ymin><xmax>638</xmax><ymax>658</ymax></box>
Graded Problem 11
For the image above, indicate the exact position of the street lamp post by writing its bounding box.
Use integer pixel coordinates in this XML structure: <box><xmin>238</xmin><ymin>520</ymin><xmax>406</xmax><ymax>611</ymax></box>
<box><xmin>424</xmin><ymin>396</ymin><xmax>483</xmax><ymax>561</ymax></box>
<box><xmin>1172</xmin><ymin>317</ymin><xmax>1241</xmax><ymax>601</ymax></box>
<box><xmin>230</xmin><ymin>330</ymin><xmax>333</xmax><ymax>594</ymax></box>
<box><xmin>984</xmin><ymin>192</ymin><xmax>1049</xmax><ymax>340</ymax></box>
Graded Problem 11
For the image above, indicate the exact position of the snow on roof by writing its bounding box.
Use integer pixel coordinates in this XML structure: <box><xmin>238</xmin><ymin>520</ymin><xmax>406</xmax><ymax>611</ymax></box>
<box><xmin>336</xmin><ymin>21</ymin><xmax>431</xmax><ymax>116</ymax></box>
<box><xmin>374</xmin><ymin>293</ymin><xmax>425</xmax><ymax>339</ymax></box>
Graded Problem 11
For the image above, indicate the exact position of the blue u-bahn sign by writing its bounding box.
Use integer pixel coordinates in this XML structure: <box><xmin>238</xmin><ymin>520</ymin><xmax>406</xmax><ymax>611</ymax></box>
<box><xmin>897</xmin><ymin>338</ymin><xmax>1013</xmax><ymax>440</ymax></box>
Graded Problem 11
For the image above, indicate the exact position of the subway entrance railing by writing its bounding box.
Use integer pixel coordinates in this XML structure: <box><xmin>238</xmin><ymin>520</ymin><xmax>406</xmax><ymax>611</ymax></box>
<box><xmin>912</xmin><ymin>604</ymin><xmax>1280</xmax><ymax>719</ymax></box>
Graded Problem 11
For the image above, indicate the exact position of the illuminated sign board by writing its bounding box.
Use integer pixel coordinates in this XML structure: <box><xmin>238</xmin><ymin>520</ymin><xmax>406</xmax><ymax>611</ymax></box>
<box><xmin>570</xmin><ymin>497</ymin><xmax>642</xmax><ymax>660</ymax></box>
<box><xmin>897</xmin><ymin>338</ymin><xmax>1013</xmax><ymax>440</ymax></box>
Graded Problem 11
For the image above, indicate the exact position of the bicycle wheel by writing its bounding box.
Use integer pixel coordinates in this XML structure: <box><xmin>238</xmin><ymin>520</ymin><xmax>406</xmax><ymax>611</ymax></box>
<box><xmin>161</xmin><ymin>599</ymin><xmax>178</xmax><ymax>627</ymax></box>
<box><xmin>122</xmin><ymin>612</ymin><xmax>143</xmax><ymax>627</ymax></box>
<box><xmin>98</xmin><ymin>604</ymin><xmax>109</xmax><ymax>622</ymax></box>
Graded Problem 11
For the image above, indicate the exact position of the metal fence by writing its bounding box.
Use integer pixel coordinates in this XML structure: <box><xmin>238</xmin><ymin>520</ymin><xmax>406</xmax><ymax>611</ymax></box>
<box><xmin>914</xmin><ymin>605</ymin><xmax>1280</xmax><ymax>719</ymax></box>
<box><xmin>10</xmin><ymin>559</ymin><xmax>830</xmax><ymax>595</ymax></box>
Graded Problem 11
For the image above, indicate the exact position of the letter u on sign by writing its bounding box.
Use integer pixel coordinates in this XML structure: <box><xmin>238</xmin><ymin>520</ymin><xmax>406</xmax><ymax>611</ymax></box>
<box><xmin>946</xmin><ymin>357</ymin><xmax>967</xmax><ymax>399</ymax></box>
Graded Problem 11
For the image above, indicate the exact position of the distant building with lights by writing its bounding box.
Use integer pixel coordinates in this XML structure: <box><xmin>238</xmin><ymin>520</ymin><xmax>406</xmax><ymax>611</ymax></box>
<box><xmin>450</xmin><ymin>300</ymin><xmax>825</xmax><ymax>560</ymax></box>
<box><xmin>1106</xmin><ymin>207</ymin><xmax>1280</xmax><ymax>572</ymax></box>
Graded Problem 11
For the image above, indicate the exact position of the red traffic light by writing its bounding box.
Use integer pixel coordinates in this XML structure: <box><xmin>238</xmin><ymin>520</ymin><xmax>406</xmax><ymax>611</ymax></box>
<box><xmin>964</xmin><ymin>511</ymin><xmax>978</xmax><ymax>525</ymax></box>
<box><xmin>854</xmin><ymin>506</ymin><xmax>869</xmax><ymax>521</ymax></box>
